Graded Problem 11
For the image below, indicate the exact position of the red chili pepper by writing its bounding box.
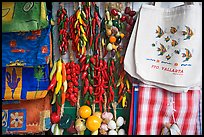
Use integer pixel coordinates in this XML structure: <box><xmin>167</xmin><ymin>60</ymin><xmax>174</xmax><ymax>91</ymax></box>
<box><xmin>103</xmin><ymin>70</ymin><xmax>109</xmax><ymax>81</ymax></box>
<box><xmin>83</xmin><ymin>86</ymin><xmax>89</xmax><ymax>96</ymax></box>
<box><xmin>81</xmin><ymin>71</ymin><xmax>88</xmax><ymax>80</ymax></box>
<box><xmin>65</xmin><ymin>62</ymin><xmax>70</xmax><ymax>68</ymax></box>
<box><xmin>110</xmin><ymin>66</ymin><xmax>113</xmax><ymax>76</ymax></box>
<box><xmin>92</xmin><ymin>18</ymin><xmax>96</xmax><ymax>36</ymax></box>
<box><xmin>109</xmin><ymin>86</ymin><xmax>115</xmax><ymax>101</ymax></box>
<box><xmin>118</xmin><ymin>95</ymin><xmax>123</xmax><ymax>104</ymax></box>
<box><xmin>79</xmin><ymin>55</ymin><xmax>86</xmax><ymax>64</ymax></box>
<box><xmin>71</xmin><ymin>72</ymin><xmax>76</xmax><ymax>78</ymax></box>
<box><xmin>118</xmin><ymin>82</ymin><xmax>124</xmax><ymax>95</ymax></box>
<box><xmin>73</xmin><ymin>80</ymin><xmax>79</xmax><ymax>87</ymax></box>
<box><xmin>89</xmin><ymin>86</ymin><xmax>93</xmax><ymax>95</ymax></box>
<box><xmin>94</xmin><ymin>87</ymin><xmax>100</xmax><ymax>96</ymax></box>
<box><xmin>66</xmin><ymin>75</ymin><xmax>71</xmax><ymax>81</ymax></box>
<box><xmin>62</xmin><ymin>8</ymin><xmax>67</xmax><ymax>14</ymax></box>
<box><xmin>73</xmin><ymin>87</ymin><xmax>79</xmax><ymax>93</ymax></box>
<box><xmin>95</xmin><ymin>33</ymin><xmax>100</xmax><ymax>51</ymax></box>
<box><xmin>47</xmin><ymin>73</ymin><xmax>57</xmax><ymax>91</ymax></box>
<box><xmin>68</xmin><ymin>87</ymin><xmax>74</xmax><ymax>94</ymax></box>
<box><xmin>61</xmin><ymin>92</ymin><xmax>66</xmax><ymax>105</ymax></box>
<box><xmin>94</xmin><ymin>77</ymin><xmax>101</xmax><ymax>87</ymax></box>
<box><xmin>57</xmin><ymin>18</ymin><xmax>61</xmax><ymax>25</ymax></box>
<box><xmin>94</xmin><ymin>11</ymin><xmax>101</xmax><ymax>28</ymax></box>
<box><xmin>84</xmin><ymin>63</ymin><xmax>90</xmax><ymax>71</ymax></box>
<box><xmin>62</xmin><ymin>62</ymin><xmax>66</xmax><ymax>82</ymax></box>
<box><xmin>84</xmin><ymin>78</ymin><xmax>89</xmax><ymax>87</ymax></box>
<box><xmin>68</xmin><ymin>82</ymin><xmax>74</xmax><ymax>88</ymax></box>
<box><xmin>60</xmin><ymin>13</ymin><xmax>65</xmax><ymax>21</ymax></box>
<box><xmin>90</xmin><ymin>56</ymin><xmax>95</xmax><ymax>65</ymax></box>
<box><xmin>99</xmin><ymin>95</ymin><xmax>104</xmax><ymax>112</ymax></box>
<box><xmin>111</xmin><ymin>60</ymin><xmax>115</xmax><ymax>70</ymax></box>
<box><xmin>66</xmin><ymin>69</ymin><xmax>71</xmax><ymax>75</ymax></box>
<box><xmin>70</xmin><ymin>94</ymin><xmax>77</xmax><ymax>103</ymax></box>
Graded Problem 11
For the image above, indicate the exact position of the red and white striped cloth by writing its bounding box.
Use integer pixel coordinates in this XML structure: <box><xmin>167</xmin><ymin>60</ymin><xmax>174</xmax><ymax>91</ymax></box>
<box><xmin>135</xmin><ymin>84</ymin><xmax>201</xmax><ymax>135</ymax></box>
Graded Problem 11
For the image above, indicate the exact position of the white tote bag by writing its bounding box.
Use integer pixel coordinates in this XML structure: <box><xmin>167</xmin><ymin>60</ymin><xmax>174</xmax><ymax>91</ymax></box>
<box><xmin>124</xmin><ymin>12</ymin><xmax>195</xmax><ymax>93</ymax></box>
<box><xmin>124</xmin><ymin>2</ymin><xmax>202</xmax><ymax>92</ymax></box>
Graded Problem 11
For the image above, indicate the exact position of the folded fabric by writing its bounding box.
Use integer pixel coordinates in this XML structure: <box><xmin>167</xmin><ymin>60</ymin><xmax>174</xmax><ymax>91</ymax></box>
<box><xmin>2</xmin><ymin>25</ymin><xmax>51</xmax><ymax>67</ymax></box>
<box><xmin>2</xmin><ymin>64</ymin><xmax>50</xmax><ymax>100</ymax></box>
<box><xmin>2</xmin><ymin>2</ymin><xmax>49</xmax><ymax>32</ymax></box>
<box><xmin>135</xmin><ymin>83</ymin><xmax>200</xmax><ymax>135</ymax></box>
<box><xmin>2</xmin><ymin>94</ymin><xmax>52</xmax><ymax>134</ymax></box>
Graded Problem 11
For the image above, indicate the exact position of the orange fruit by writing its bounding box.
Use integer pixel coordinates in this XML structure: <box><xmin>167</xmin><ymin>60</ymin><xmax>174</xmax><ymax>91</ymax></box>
<box><xmin>109</xmin><ymin>36</ymin><xmax>117</xmax><ymax>43</ymax></box>
<box><xmin>78</xmin><ymin>105</ymin><xmax>92</xmax><ymax>119</ymax></box>
<box><xmin>86</xmin><ymin>115</ymin><xmax>102</xmax><ymax>131</ymax></box>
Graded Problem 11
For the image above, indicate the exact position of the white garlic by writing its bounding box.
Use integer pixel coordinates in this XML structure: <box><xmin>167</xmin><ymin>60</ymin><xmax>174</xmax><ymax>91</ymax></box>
<box><xmin>108</xmin><ymin>120</ymin><xmax>116</xmax><ymax>130</ymax></box>
<box><xmin>118</xmin><ymin>128</ymin><xmax>126</xmax><ymax>135</ymax></box>
<box><xmin>108</xmin><ymin>129</ymin><xmax>118</xmax><ymax>135</ymax></box>
<box><xmin>116</xmin><ymin>116</ymin><xmax>124</xmax><ymax>127</ymax></box>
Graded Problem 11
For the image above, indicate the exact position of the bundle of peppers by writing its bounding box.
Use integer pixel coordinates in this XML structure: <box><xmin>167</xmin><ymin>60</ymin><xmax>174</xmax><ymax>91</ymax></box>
<box><xmin>79</xmin><ymin>54</ymin><xmax>95</xmax><ymax>105</ymax></box>
<box><xmin>48</xmin><ymin>58</ymin><xmax>67</xmax><ymax>122</ymax></box>
<box><xmin>93</xmin><ymin>57</ymin><xmax>109</xmax><ymax>112</ymax></box>
<box><xmin>65</xmin><ymin>61</ymin><xmax>80</xmax><ymax>106</ymax></box>
<box><xmin>57</xmin><ymin>5</ymin><xmax>69</xmax><ymax>55</ymax></box>
<box><xmin>69</xmin><ymin>3</ymin><xmax>89</xmax><ymax>56</ymax></box>
<box><xmin>102</xmin><ymin>3</ymin><xmax>136</xmax><ymax>108</ymax></box>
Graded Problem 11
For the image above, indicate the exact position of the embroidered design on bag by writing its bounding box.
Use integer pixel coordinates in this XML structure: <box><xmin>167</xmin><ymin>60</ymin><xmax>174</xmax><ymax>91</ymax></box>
<box><xmin>182</xmin><ymin>48</ymin><xmax>192</xmax><ymax>62</ymax></box>
<box><xmin>157</xmin><ymin>43</ymin><xmax>167</xmax><ymax>56</ymax></box>
<box><xmin>182</xmin><ymin>26</ymin><xmax>193</xmax><ymax>40</ymax></box>
<box><xmin>152</xmin><ymin>25</ymin><xmax>193</xmax><ymax>63</ymax></box>
<box><xmin>165</xmin><ymin>36</ymin><xmax>170</xmax><ymax>42</ymax></box>
<box><xmin>156</xmin><ymin>26</ymin><xmax>164</xmax><ymax>38</ymax></box>
<box><xmin>170</xmin><ymin>27</ymin><xmax>177</xmax><ymax>34</ymax></box>
<box><xmin>171</xmin><ymin>40</ymin><xmax>178</xmax><ymax>47</ymax></box>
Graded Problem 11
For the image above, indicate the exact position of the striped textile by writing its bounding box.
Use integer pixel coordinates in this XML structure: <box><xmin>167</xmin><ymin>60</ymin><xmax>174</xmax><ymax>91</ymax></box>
<box><xmin>196</xmin><ymin>90</ymin><xmax>202</xmax><ymax>135</ymax></box>
<box><xmin>135</xmin><ymin>84</ymin><xmax>201</xmax><ymax>135</ymax></box>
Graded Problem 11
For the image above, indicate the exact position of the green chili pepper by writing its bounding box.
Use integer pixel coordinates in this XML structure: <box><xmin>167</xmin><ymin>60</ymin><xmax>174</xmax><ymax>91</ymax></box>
<box><xmin>90</xmin><ymin>63</ymin><xmax>95</xmax><ymax>70</ymax></box>
<box><xmin>91</xmin><ymin>70</ymin><xmax>94</xmax><ymax>78</ymax></box>
<box><xmin>79</xmin><ymin>39</ymin><xmax>83</xmax><ymax>47</ymax></box>
<box><xmin>57</xmin><ymin>90</ymin><xmax>62</xmax><ymax>107</ymax></box>
<box><xmin>89</xmin><ymin>79</ymin><xmax>94</xmax><ymax>86</ymax></box>
<box><xmin>59</xmin><ymin>34</ymin><xmax>63</xmax><ymax>42</ymax></box>
<box><xmin>89</xmin><ymin>95</ymin><xmax>93</xmax><ymax>104</ymax></box>
<box><xmin>87</xmin><ymin>67</ymin><xmax>91</xmax><ymax>74</ymax></box>
<box><xmin>84</xmin><ymin>93</ymin><xmax>89</xmax><ymax>104</ymax></box>
<box><xmin>86</xmin><ymin>55</ymin><xmax>90</xmax><ymax>64</ymax></box>
<box><xmin>87</xmin><ymin>73</ymin><xmax>91</xmax><ymax>81</ymax></box>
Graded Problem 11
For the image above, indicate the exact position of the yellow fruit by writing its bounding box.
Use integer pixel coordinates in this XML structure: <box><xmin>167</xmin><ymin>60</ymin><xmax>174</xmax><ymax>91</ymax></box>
<box><xmin>120</xmin><ymin>33</ymin><xmax>125</xmax><ymax>38</ymax></box>
<box><xmin>93</xmin><ymin>111</ymin><xmax>102</xmax><ymax>119</ymax></box>
<box><xmin>79</xmin><ymin>105</ymin><xmax>92</xmax><ymax>119</ymax></box>
<box><xmin>106</xmin><ymin>29</ymin><xmax>112</xmax><ymax>36</ymax></box>
<box><xmin>86</xmin><ymin>115</ymin><xmax>102</xmax><ymax>132</ymax></box>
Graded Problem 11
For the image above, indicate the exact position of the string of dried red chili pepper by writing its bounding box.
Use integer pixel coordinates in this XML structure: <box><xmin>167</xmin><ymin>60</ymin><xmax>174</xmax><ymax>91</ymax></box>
<box><xmin>57</xmin><ymin>5</ymin><xmax>69</xmax><ymax>55</ymax></box>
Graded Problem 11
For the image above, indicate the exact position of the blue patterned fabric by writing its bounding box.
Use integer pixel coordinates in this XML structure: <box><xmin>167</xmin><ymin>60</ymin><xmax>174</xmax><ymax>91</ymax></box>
<box><xmin>2</xmin><ymin>25</ymin><xmax>51</xmax><ymax>67</ymax></box>
<box><xmin>2</xmin><ymin>64</ymin><xmax>50</xmax><ymax>100</ymax></box>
